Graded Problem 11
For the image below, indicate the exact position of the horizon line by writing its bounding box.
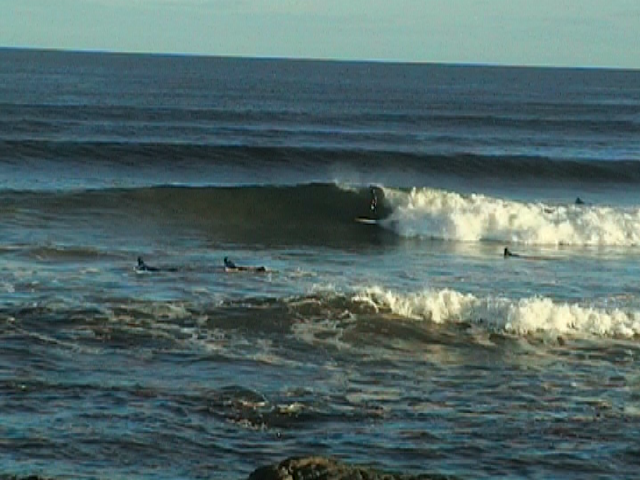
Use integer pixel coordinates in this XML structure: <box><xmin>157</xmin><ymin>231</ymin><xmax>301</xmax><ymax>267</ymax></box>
<box><xmin>1</xmin><ymin>45</ymin><xmax>638</xmax><ymax>73</ymax></box>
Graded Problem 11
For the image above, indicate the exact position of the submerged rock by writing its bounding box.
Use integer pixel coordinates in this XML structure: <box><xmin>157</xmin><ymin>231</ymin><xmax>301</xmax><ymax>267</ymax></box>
<box><xmin>247</xmin><ymin>456</ymin><xmax>458</xmax><ymax>480</ymax></box>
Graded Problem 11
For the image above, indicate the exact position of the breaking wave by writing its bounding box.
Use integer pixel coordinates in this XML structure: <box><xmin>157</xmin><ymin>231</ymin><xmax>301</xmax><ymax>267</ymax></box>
<box><xmin>381</xmin><ymin>187</ymin><xmax>640</xmax><ymax>246</ymax></box>
<box><xmin>354</xmin><ymin>286</ymin><xmax>640</xmax><ymax>338</ymax></box>
<box><xmin>4</xmin><ymin>287</ymin><xmax>640</xmax><ymax>340</ymax></box>
<box><xmin>4</xmin><ymin>183</ymin><xmax>640</xmax><ymax>247</ymax></box>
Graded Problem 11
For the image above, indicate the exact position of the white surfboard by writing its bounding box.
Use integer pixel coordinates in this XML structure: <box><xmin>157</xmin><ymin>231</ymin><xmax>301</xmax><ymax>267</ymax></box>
<box><xmin>355</xmin><ymin>217</ymin><xmax>378</xmax><ymax>225</ymax></box>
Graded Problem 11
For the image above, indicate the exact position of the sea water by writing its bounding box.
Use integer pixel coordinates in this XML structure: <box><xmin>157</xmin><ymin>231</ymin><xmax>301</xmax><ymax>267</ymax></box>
<box><xmin>1</xmin><ymin>49</ymin><xmax>640</xmax><ymax>479</ymax></box>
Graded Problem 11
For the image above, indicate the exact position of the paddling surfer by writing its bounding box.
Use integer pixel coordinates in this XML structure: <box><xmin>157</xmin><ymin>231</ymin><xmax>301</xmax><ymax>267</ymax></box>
<box><xmin>224</xmin><ymin>257</ymin><xmax>267</xmax><ymax>272</ymax></box>
<box><xmin>136</xmin><ymin>257</ymin><xmax>159</xmax><ymax>272</ymax></box>
<box><xmin>503</xmin><ymin>247</ymin><xmax>520</xmax><ymax>258</ymax></box>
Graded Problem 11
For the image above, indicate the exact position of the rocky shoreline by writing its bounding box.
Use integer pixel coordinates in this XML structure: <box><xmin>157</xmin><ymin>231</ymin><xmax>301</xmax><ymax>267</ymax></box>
<box><xmin>248</xmin><ymin>456</ymin><xmax>458</xmax><ymax>480</ymax></box>
<box><xmin>7</xmin><ymin>456</ymin><xmax>460</xmax><ymax>480</ymax></box>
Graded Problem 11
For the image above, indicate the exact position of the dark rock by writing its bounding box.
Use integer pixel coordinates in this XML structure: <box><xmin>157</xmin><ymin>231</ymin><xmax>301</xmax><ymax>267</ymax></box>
<box><xmin>247</xmin><ymin>456</ymin><xmax>458</xmax><ymax>480</ymax></box>
<box><xmin>8</xmin><ymin>477</ymin><xmax>53</xmax><ymax>480</ymax></box>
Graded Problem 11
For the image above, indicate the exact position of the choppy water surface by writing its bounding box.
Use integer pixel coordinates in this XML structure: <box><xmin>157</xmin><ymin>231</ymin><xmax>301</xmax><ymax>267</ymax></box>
<box><xmin>1</xmin><ymin>49</ymin><xmax>640</xmax><ymax>479</ymax></box>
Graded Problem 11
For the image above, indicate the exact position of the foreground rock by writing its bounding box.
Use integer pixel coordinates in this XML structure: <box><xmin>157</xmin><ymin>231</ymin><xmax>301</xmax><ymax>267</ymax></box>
<box><xmin>9</xmin><ymin>477</ymin><xmax>53</xmax><ymax>480</ymax></box>
<box><xmin>248</xmin><ymin>456</ymin><xmax>458</xmax><ymax>480</ymax></box>
<box><xmin>8</xmin><ymin>456</ymin><xmax>459</xmax><ymax>480</ymax></box>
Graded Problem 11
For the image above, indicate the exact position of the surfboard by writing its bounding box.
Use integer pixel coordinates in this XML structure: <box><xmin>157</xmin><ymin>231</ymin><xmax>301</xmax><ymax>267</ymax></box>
<box><xmin>355</xmin><ymin>217</ymin><xmax>378</xmax><ymax>225</ymax></box>
<box><xmin>225</xmin><ymin>266</ymin><xmax>268</xmax><ymax>273</ymax></box>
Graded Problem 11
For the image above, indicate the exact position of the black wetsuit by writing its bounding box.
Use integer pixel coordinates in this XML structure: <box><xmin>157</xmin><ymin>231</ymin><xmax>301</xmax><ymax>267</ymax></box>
<box><xmin>136</xmin><ymin>257</ymin><xmax>159</xmax><ymax>272</ymax></box>
<box><xmin>370</xmin><ymin>188</ymin><xmax>378</xmax><ymax>214</ymax></box>
<box><xmin>503</xmin><ymin>248</ymin><xmax>520</xmax><ymax>258</ymax></box>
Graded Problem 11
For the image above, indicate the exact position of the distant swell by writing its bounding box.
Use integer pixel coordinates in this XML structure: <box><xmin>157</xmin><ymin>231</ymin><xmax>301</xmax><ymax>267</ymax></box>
<box><xmin>2</xmin><ymin>140</ymin><xmax>640</xmax><ymax>183</ymax></box>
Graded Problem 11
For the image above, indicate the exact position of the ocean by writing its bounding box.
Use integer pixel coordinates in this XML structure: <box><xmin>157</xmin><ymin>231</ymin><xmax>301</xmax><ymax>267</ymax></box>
<box><xmin>1</xmin><ymin>48</ymin><xmax>640</xmax><ymax>479</ymax></box>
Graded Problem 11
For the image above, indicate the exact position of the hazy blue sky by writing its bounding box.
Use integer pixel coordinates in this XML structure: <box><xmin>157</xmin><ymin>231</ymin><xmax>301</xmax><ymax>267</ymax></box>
<box><xmin>1</xmin><ymin>0</ymin><xmax>638</xmax><ymax>68</ymax></box>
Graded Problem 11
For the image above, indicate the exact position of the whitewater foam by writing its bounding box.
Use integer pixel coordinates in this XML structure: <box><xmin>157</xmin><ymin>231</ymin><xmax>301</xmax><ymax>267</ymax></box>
<box><xmin>381</xmin><ymin>187</ymin><xmax>640</xmax><ymax>246</ymax></box>
<box><xmin>354</xmin><ymin>286</ymin><xmax>640</xmax><ymax>338</ymax></box>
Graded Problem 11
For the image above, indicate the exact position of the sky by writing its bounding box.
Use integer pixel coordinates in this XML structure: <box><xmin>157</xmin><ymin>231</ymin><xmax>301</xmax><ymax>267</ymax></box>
<box><xmin>1</xmin><ymin>0</ymin><xmax>638</xmax><ymax>69</ymax></box>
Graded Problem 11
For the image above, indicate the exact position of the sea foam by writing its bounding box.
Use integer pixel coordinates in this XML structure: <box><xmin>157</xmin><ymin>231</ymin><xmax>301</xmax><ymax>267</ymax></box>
<box><xmin>354</xmin><ymin>286</ymin><xmax>640</xmax><ymax>338</ymax></box>
<box><xmin>381</xmin><ymin>187</ymin><xmax>640</xmax><ymax>246</ymax></box>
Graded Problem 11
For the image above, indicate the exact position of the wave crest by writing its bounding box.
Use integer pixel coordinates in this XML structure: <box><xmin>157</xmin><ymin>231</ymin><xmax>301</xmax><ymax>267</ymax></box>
<box><xmin>354</xmin><ymin>286</ymin><xmax>640</xmax><ymax>338</ymax></box>
<box><xmin>5</xmin><ymin>183</ymin><xmax>640</xmax><ymax>247</ymax></box>
<box><xmin>382</xmin><ymin>187</ymin><xmax>640</xmax><ymax>246</ymax></box>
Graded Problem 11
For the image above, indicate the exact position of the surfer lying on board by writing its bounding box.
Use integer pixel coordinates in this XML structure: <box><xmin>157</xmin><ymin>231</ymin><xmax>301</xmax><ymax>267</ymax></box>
<box><xmin>224</xmin><ymin>256</ymin><xmax>267</xmax><ymax>272</ymax></box>
<box><xmin>135</xmin><ymin>257</ymin><xmax>180</xmax><ymax>272</ymax></box>
<box><xmin>503</xmin><ymin>247</ymin><xmax>555</xmax><ymax>261</ymax></box>
<box><xmin>503</xmin><ymin>248</ymin><xmax>520</xmax><ymax>258</ymax></box>
<box><xmin>136</xmin><ymin>257</ymin><xmax>160</xmax><ymax>272</ymax></box>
